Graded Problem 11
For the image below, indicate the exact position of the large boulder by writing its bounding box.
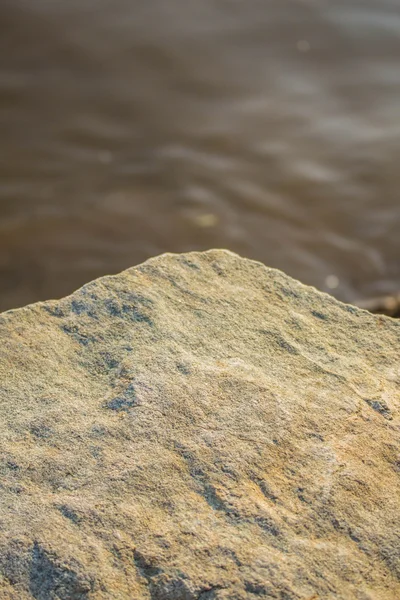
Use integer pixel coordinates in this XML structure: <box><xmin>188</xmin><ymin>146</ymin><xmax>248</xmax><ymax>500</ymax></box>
<box><xmin>0</xmin><ymin>250</ymin><xmax>399</xmax><ymax>599</ymax></box>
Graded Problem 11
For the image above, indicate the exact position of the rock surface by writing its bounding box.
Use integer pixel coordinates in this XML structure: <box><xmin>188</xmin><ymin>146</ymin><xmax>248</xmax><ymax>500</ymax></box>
<box><xmin>0</xmin><ymin>249</ymin><xmax>400</xmax><ymax>600</ymax></box>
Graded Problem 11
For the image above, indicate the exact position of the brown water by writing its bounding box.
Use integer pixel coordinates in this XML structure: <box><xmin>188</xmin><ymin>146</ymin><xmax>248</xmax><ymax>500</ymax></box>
<box><xmin>1</xmin><ymin>0</ymin><xmax>400</xmax><ymax>312</ymax></box>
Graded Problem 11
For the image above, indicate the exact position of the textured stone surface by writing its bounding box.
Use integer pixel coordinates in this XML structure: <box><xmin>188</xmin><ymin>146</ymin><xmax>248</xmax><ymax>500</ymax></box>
<box><xmin>0</xmin><ymin>249</ymin><xmax>399</xmax><ymax>600</ymax></box>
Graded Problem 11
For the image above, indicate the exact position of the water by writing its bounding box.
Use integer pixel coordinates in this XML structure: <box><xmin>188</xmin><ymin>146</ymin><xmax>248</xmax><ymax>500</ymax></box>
<box><xmin>1</xmin><ymin>0</ymin><xmax>400</xmax><ymax>312</ymax></box>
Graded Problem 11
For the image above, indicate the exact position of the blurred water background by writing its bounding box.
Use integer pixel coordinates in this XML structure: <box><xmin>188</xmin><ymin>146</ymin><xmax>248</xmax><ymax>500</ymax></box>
<box><xmin>1</xmin><ymin>0</ymin><xmax>400</xmax><ymax>312</ymax></box>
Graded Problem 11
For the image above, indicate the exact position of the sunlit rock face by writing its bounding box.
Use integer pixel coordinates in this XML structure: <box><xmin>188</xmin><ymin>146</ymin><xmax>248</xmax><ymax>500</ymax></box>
<box><xmin>0</xmin><ymin>250</ymin><xmax>399</xmax><ymax>600</ymax></box>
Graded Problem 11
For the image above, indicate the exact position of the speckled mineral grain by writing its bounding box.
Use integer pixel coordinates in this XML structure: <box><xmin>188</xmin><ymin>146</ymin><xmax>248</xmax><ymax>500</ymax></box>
<box><xmin>0</xmin><ymin>250</ymin><xmax>399</xmax><ymax>600</ymax></box>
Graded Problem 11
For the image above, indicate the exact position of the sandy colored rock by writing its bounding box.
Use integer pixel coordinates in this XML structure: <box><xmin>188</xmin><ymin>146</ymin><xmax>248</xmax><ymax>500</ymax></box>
<box><xmin>0</xmin><ymin>249</ymin><xmax>399</xmax><ymax>600</ymax></box>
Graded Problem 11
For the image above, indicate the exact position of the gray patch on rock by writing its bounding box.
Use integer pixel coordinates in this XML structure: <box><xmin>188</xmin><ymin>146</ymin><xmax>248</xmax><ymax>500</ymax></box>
<box><xmin>364</xmin><ymin>399</ymin><xmax>392</xmax><ymax>420</ymax></box>
<box><xmin>29</xmin><ymin>542</ymin><xmax>93</xmax><ymax>600</ymax></box>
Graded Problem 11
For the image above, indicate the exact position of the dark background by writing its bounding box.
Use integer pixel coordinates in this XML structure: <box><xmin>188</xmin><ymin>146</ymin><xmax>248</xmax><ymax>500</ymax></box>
<box><xmin>1</xmin><ymin>0</ymin><xmax>400</xmax><ymax>311</ymax></box>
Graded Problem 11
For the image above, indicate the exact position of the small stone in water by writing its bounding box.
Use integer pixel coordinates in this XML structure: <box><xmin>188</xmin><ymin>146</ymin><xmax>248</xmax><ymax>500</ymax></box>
<box><xmin>325</xmin><ymin>274</ymin><xmax>339</xmax><ymax>289</ymax></box>
<box><xmin>297</xmin><ymin>40</ymin><xmax>310</xmax><ymax>52</ymax></box>
<box><xmin>195</xmin><ymin>213</ymin><xmax>219</xmax><ymax>228</ymax></box>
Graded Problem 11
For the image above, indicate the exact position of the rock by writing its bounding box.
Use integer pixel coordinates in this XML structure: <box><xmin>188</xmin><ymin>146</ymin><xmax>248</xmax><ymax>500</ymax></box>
<box><xmin>0</xmin><ymin>249</ymin><xmax>399</xmax><ymax>600</ymax></box>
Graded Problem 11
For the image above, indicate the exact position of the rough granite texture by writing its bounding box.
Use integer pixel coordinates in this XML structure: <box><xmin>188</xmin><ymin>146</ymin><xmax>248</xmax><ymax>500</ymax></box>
<box><xmin>0</xmin><ymin>250</ymin><xmax>399</xmax><ymax>600</ymax></box>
